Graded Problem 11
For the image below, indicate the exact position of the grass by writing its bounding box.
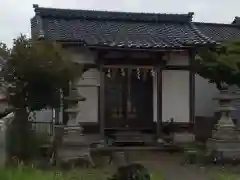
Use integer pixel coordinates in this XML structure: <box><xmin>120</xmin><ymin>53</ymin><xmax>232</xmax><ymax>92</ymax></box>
<box><xmin>1</xmin><ymin>150</ymin><xmax>239</xmax><ymax>180</ymax></box>
<box><xmin>0</xmin><ymin>166</ymin><xmax>110</xmax><ymax>180</ymax></box>
<box><xmin>211</xmin><ymin>170</ymin><xmax>240</xmax><ymax>180</ymax></box>
<box><xmin>0</xmin><ymin>165</ymin><xmax>164</xmax><ymax>180</ymax></box>
<box><xmin>0</xmin><ymin>164</ymin><xmax>239</xmax><ymax>180</ymax></box>
<box><xmin>0</xmin><ymin>166</ymin><xmax>238</xmax><ymax>180</ymax></box>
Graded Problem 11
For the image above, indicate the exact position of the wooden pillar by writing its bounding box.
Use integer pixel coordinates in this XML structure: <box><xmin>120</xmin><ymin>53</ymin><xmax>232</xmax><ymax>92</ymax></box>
<box><xmin>156</xmin><ymin>66</ymin><xmax>162</xmax><ymax>137</ymax></box>
<box><xmin>99</xmin><ymin>65</ymin><xmax>105</xmax><ymax>138</ymax></box>
<box><xmin>62</xmin><ymin>83</ymin><xmax>69</xmax><ymax>125</ymax></box>
<box><xmin>189</xmin><ymin>50</ymin><xmax>195</xmax><ymax>125</ymax></box>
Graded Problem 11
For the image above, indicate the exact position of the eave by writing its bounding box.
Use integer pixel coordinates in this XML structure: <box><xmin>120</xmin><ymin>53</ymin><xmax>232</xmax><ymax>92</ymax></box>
<box><xmin>58</xmin><ymin>40</ymin><xmax>217</xmax><ymax>52</ymax></box>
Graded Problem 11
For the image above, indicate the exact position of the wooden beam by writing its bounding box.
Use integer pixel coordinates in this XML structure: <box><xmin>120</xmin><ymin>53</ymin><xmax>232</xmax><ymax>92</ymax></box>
<box><xmin>103</xmin><ymin>65</ymin><xmax>191</xmax><ymax>70</ymax></box>
<box><xmin>102</xmin><ymin>65</ymin><xmax>155</xmax><ymax>69</ymax></box>
<box><xmin>99</xmin><ymin>65</ymin><xmax>105</xmax><ymax>138</ymax></box>
<box><xmin>60</xmin><ymin>41</ymin><xmax>195</xmax><ymax>52</ymax></box>
<box><xmin>189</xmin><ymin>50</ymin><xmax>195</xmax><ymax>125</ymax></box>
<box><xmin>164</xmin><ymin>65</ymin><xmax>191</xmax><ymax>70</ymax></box>
<box><xmin>97</xmin><ymin>86</ymin><xmax>100</xmax><ymax>133</ymax></box>
<box><xmin>62</xmin><ymin>83</ymin><xmax>69</xmax><ymax>125</ymax></box>
<box><xmin>156</xmin><ymin>66</ymin><xmax>162</xmax><ymax>137</ymax></box>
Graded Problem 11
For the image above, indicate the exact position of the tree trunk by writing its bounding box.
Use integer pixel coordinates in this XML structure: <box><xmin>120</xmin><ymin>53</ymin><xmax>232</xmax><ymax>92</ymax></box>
<box><xmin>6</xmin><ymin>108</ymin><xmax>32</xmax><ymax>163</ymax></box>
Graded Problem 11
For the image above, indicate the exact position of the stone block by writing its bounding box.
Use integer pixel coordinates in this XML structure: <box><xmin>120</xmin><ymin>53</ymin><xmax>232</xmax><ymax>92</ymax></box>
<box><xmin>173</xmin><ymin>132</ymin><xmax>195</xmax><ymax>144</ymax></box>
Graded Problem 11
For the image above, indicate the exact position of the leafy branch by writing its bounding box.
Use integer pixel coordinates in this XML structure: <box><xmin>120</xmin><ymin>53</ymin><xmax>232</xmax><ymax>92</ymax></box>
<box><xmin>194</xmin><ymin>41</ymin><xmax>240</xmax><ymax>89</ymax></box>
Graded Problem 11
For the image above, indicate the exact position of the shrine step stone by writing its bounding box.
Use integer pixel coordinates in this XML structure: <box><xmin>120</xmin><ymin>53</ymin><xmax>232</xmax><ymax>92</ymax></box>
<box><xmin>112</xmin><ymin>131</ymin><xmax>153</xmax><ymax>146</ymax></box>
<box><xmin>173</xmin><ymin>132</ymin><xmax>195</xmax><ymax>144</ymax></box>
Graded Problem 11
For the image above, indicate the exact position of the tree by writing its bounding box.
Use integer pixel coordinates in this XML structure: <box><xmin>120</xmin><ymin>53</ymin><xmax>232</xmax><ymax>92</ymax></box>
<box><xmin>194</xmin><ymin>41</ymin><xmax>240</xmax><ymax>89</ymax></box>
<box><xmin>0</xmin><ymin>42</ymin><xmax>10</xmax><ymax>60</ymax></box>
<box><xmin>0</xmin><ymin>35</ymin><xmax>82</xmax><ymax>161</ymax></box>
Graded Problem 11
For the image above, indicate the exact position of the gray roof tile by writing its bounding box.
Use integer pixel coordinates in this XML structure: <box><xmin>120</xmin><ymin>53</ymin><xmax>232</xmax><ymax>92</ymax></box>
<box><xmin>194</xmin><ymin>23</ymin><xmax>240</xmax><ymax>42</ymax></box>
<box><xmin>32</xmin><ymin>5</ymin><xmax>214</xmax><ymax>49</ymax></box>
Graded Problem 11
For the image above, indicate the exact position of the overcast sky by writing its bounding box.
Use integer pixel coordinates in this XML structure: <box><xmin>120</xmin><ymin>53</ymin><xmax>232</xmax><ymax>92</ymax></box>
<box><xmin>1</xmin><ymin>0</ymin><xmax>240</xmax><ymax>47</ymax></box>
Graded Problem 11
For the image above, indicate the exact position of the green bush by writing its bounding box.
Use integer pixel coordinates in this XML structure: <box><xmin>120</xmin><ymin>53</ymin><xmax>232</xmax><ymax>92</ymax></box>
<box><xmin>30</xmin><ymin>132</ymin><xmax>51</xmax><ymax>156</ymax></box>
<box><xmin>6</xmin><ymin>125</ymin><xmax>51</xmax><ymax>165</ymax></box>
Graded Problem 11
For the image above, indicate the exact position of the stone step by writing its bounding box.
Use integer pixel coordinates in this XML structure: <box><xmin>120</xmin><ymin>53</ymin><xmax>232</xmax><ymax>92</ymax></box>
<box><xmin>173</xmin><ymin>133</ymin><xmax>195</xmax><ymax>144</ymax></box>
<box><xmin>110</xmin><ymin>131</ymin><xmax>154</xmax><ymax>146</ymax></box>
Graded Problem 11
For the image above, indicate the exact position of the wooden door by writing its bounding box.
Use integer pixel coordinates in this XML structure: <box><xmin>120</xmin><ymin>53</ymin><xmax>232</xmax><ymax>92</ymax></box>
<box><xmin>105</xmin><ymin>70</ymin><xmax>127</xmax><ymax>129</ymax></box>
<box><xmin>104</xmin><ymin>68</ymin><xmax>153</xmax><ymax>130</ymax></box>
<box><xmin>126</xmin><ymin>69</ymin><xmax>153</xmax><ymax>129</ymax></box>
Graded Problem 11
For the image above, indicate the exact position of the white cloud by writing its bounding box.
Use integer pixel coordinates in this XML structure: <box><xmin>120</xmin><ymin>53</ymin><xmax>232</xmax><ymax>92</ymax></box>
<box><xmin>0</xmin><ymin>0</ymin><xmax>240</xmax><ymax>47</ymax></box>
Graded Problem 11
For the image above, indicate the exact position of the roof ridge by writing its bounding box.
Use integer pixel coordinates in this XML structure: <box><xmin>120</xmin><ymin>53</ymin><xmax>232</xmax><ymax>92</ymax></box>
<box><xmin>194</xmin><ymin>22</ymin><xmax>240</xmax><ymax>27</ymax></box>
<box><xmin>33</xmin><ymin>4</ymin><xmax>193</xmax><ymax>23</ymax></box>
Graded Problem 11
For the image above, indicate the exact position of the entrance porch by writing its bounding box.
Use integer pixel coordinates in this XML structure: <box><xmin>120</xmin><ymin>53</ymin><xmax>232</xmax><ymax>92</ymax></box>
<box><xmin>95</xmin><ymin>50</ymin><xmax>195</xmax><ymax>144</ymax></box>
<box><xmin>103</xmin><ymin>65</ymin><xmax>156</xmax><ymax>145</ymax></box>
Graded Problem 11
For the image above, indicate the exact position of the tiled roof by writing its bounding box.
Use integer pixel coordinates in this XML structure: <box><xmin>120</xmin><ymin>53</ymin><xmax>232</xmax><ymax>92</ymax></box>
<box><xmin>34</xmin><ymin>6</ymin><xmax>193</xmax><ymax>23</ymax></box>
<box><xmin>194</xmin><ymin>22</ymin><xmax>240</xmax><ymax>42</ymax></box>
<box><xmin>31</xmin><ymin>5</ymin><xmax>214</xmax><ymax>49</ymax></box>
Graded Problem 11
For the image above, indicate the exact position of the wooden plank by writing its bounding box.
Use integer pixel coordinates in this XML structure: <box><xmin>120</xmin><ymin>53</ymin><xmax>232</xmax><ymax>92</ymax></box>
<box><xmin>103</xmin><ymin>65</ymin><xmax>155</xmax><ymax>68</ymax></box>
<box><xmin>74</xmin><ymin>84</ymin><xmax>100</xmax><ymax>87</ymax></box>
<box><xmin>164</xmin><ymin>65</ymin><xmax>191</xmax><ymax>70</ymax></box>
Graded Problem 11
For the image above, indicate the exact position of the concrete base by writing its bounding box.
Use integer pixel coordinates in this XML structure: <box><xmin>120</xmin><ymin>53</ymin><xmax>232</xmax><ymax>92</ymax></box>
<box><xmin>207</xmin><ymin>138</ymin><xmax>240</xmax><ymax>161</ymax></box>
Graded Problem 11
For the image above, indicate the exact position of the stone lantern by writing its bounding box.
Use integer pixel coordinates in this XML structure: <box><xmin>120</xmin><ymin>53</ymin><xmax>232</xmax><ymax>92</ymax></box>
<box><xmin>64</xmin><ymin>85</ymin><xmax>85</xmax><ymax>125</ymax></box>
<box><xmin>54</xmin><ymin>82</ymin><xmax>96</xmax><ymax>166</ymax></box>
<box><xmin>60</xmin><ymin>81</ymin><xmax>86</xmax><ymax>135</ymax></box>
<box><xmin>206</xmin><ymin>84</ymin><xmax>240</xmax><ymax>161</ymax></box>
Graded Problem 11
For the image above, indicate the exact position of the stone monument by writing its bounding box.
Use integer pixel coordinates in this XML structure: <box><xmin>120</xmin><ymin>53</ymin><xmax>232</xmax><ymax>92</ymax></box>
<box><xmin>206</xmin><ymin>84</ymin><xmax>240</xmax><ymax>162</ymax></box>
